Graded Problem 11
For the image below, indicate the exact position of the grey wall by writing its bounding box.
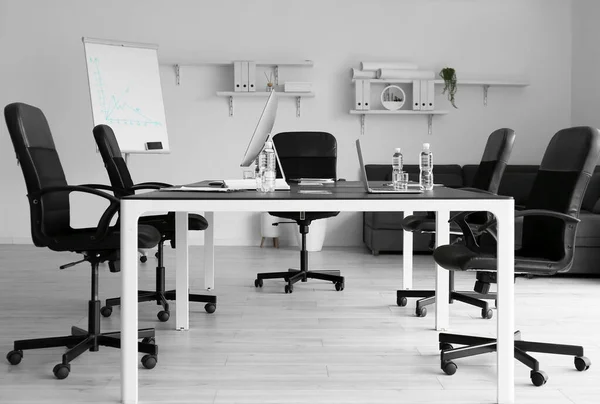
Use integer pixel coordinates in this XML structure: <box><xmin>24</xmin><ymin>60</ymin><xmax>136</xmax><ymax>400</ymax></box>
<box><xmin>0</xmin><ymin>0</ymin><xmax>572</xmax><ymax>246</ymax></box>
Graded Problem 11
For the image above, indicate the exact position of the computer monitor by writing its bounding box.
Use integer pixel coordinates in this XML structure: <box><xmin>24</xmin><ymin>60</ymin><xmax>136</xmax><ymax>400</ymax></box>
<box><xmin>240</xmin><ymin>90</ymin><xmax>279</xmax><ymax>167</ymax></box>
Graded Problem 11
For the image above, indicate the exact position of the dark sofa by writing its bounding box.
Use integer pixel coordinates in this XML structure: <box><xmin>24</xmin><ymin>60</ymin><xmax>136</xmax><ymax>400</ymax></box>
<box><xmin>363</xmin><ymin>164</ymin><xmax>600</xmax><ymax>275</ymax></box>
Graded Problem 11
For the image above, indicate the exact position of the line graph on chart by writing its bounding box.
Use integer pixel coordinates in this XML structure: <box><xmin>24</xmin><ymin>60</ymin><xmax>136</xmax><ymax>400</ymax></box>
<box><xmin>89</xmin><ymin>57</ymin><xmax>162</xmax><ymax>127</ymax></box>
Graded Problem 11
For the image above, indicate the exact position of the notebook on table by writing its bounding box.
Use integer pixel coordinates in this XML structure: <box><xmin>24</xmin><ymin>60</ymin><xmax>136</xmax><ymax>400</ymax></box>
<box><xmin>356</xmin><ymin>139</ymin><xmax>423</xmax><ymax>194</ymax></box>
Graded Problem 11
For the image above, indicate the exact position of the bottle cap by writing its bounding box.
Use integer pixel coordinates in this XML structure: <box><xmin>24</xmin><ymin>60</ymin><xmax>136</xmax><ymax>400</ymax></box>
<box><xmin>423</xmin><ymin>143</ymin><xmax>430</xmax><ymax>149</ymax></box>
<box><xmin>394</xmin><ymin>148</ymin><xmax>401</xmax><ymax>153</ymax></box>
<box><xmin>264</xmin><ymin>141</ymin><xmax>273</xmax><ymax>149</ymax></box>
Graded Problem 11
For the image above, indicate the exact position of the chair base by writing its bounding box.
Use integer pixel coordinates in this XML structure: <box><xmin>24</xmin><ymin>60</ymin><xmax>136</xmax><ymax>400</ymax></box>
<box><xmin>396</xmin><ymin>289</ymin><xmax>496</xmax><ymax>319</ymax></box>
<box><xmin>8</xmin><ymin>323</ymin><xmax>157</xmax><ymax>379</ymax></box>
<box><xmin>438</xmin><ymin>331</ymin><xmax>591</xmax><ymax>386</ymax></box>
<box><xmin>255</xmin><ymin>269</ymin><xmax>345</xmax><ymax>294</ymax></box>
<box><xmin>102</xmin><ymin>289</ymin><xmax>217</xmax><ymax>321</ymax></box>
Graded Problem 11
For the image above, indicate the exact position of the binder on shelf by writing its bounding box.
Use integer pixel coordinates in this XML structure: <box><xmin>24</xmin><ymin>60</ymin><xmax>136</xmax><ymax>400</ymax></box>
<box><xmin>412</xmin><ymin>80</ymin><xmax>421</xmax><ymax>111</ymax></box>
<box><xmin>355</xmin><ymin>79</ymin><xmax>364</xmax><ymax>110</ymax></box>
<box><xmin>234</xmin><ymin>61</ymin><xmax>242</xmax><ymax>92</ymax></box>
<box><xmin>362</xmin><ymin>80</ymin><xmax>371</xmax><ymax>110</ymax></box>
<box><xmin>248</xmin><ymin>61</ymin><xmax>256</xmax><ymax>92</ymax></box>
<box><xmin>241</xmin><ymin>61</ymin><xmax>249</xmax><ymax>91</ymax></box>
<box><xmin>420</xmin><ymin>79</ymin><xmax>428</xmax><ymax>110</ymax></box>
<box><xmin>426</xmin><ymin>80</ymin><xmax>435</xmax><ymax>110</ymax></box>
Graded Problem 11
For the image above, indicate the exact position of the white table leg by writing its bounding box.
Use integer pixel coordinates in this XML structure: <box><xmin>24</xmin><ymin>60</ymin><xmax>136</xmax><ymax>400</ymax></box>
<box><xmin>434</xmin><ymin>209</ymin><xmax>450</xmax><ymax>331</ymax></box>
<box><xmin>175</xmin><ymin>212</ymin><xmax>189</xmax><ymax>331</ymax></box>
<box><xmin>402</xmin><ymin>210</ymin><xmax>413</xmax><ymax>290</ymax></box>
<box><xmin>121</xmin><ymin>201</ymin><xmax>140</xmax><ymax>404</ymax></box>
<box><xmin>496</xmin><ymin>202</ymin><xmax>515</xmax><ymax>403</ymax></box>
<box><xmin>203</xmin><ymin>211</ymin><xmax>215</xmax><ymax>290</ymax></box>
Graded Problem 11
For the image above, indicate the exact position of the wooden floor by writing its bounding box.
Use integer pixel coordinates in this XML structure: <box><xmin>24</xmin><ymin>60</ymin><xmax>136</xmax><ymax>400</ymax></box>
<box><xmin>0</xmin><ymin>244</ymin><xmax>598</xmax><ymax>404</ymax></box>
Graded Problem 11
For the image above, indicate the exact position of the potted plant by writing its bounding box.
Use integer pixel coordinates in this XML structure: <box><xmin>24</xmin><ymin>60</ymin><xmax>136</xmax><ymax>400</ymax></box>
<box><xmin>440</xmin><ymin>67</ymin><xmax>458</xmax><ymax>108</ymax></box>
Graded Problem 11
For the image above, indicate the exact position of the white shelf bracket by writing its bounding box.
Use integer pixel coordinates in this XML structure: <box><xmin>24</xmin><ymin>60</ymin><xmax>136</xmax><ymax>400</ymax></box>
<box><xmin>175</xmin><ymin>64</ymin><xmax>180</xmax><ymax>86</ymax></box>
<box><xmin>296</xmin><ymin>96</ymin><xmax>301</xmax><ymax>117</ymax></box>
<box><xmin>360</xmin><ymin>115</ymin><xmax>365</xmax><ymax>136</ymax></box>
<box><xmin>274</xmin><ymin>65</ymin><xmax>279</xmax><ymax>85</ymax></box>
<box><xmin>228</xmin><ymin>96</ymin><xmax>234</xmax><ymax>117</ymax></box>
<box><xmin>427</xmin><ymin>115</ymin><xmax>433</xmax><ymax>136</ymax></box>
<box><xmin>483</xmin><ymin>85</ymin><xmax>490</xmax><ymax>106</ymax></box>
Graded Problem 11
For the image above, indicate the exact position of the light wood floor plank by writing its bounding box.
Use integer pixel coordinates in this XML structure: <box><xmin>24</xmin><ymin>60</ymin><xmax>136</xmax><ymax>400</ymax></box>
<box><xmin>0</xmin><ymin>245</ymin><xmax>598</xmax><ymax>403</ymax></box>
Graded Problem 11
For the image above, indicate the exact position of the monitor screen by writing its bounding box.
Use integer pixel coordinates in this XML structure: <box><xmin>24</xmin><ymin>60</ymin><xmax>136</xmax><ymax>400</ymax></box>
<box><xmin>240</xmin><ymin>91</ymin><xmax>279</xmax><ymax>167</ymax></box>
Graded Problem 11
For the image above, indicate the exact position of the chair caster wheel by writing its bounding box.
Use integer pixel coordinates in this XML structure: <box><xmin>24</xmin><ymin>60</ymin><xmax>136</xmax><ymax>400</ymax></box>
<box><xmin>6</xmin><ymin>350</ymin><xmax>23</xmax><ymax>365</ymax></box>
<box><xmin>100</xmin><ymin>306</ymin><xmax>112</xmax><ymax>318</ymax></box>
<box><xmin>204</xmin><ymin>303</ymin><xmax>216</xmax><ymax>313</ymax></box>
<box><xmin>140</xmin><ymin>255</ymin><xmax>148</xmax><ymax>263</ymax></box>
<box><xmin>482</xmin><ymin>308</ymin><xmax>493</xmax><ymax>319</ymax></box>
<box><xmin>53</xmin><ymin>363</ymin><xmax>70</xmax><ymax>379</ymax></box>
<box><xmin>530</xmin><ymin>370</ymin><xmax>548</xmax><ymax>386</ymax></box>
<box><xmin>335</xmin><ymin>281</ymin><xmax>344</xmax><ymax>291</ymax></box>
<box><xmin>574</xmin><ymin>356</ymin><xmax>591</xmax><ymax>371</ymax></box>
<box><xmin>141</xmin><ymin>337</ymin><xmax>155</xmax><ymax>345</ymax></box>
<box><xmin>285</xmin><ymin>284</ymin><xmax>293</xmax><ymax>294</ymax></box>
<box><xmin>416</xmin><ymin>307</ymin><xmax>427</xmax><ymax>317</ymax></box>
<box><xmin>441</xmin><ymin>360</ymin><xmax>457</xmax><ymax>375</ymax></box>
<box><xmin>141</xmin><ymin>354</ymin><xmax>157</xmax><ymax>369</ymax></box>
<box><xmin>254</xmin><ymin>279</ymin><xmax>263</xmax><ymax>288</ymax></box>
<box><xmin>157</xmin><ymin>310</ymin><xmax>170</xmax><ymax>322</ymax></box>
<box><xmin>397</xmin><ymin>296</ymin><xmax>408</xmax><ymax>307</ymax></box>
<box><xmin>439</xmin><ymin>343</ymin><xmax>454</xmax><ymax>352</ymax></box>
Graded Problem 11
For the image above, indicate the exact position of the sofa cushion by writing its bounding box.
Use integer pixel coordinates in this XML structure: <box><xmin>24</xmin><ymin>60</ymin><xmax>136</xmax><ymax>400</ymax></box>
<box><xmin>574</xmin><ymin>210</ymin><xmax>600</xmax><ymax>247</ymax></box>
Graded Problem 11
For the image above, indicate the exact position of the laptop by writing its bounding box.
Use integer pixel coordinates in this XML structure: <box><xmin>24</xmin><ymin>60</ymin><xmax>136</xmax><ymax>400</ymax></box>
<box><xmin>356</xmin><ymin>139</ymin><xmax>423</xmax><ymax>194</ymax></box>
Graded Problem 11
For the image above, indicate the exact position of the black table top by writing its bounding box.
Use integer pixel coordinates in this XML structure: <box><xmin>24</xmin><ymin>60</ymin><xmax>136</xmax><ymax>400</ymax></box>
<box><xmin>124</xmin><ymin>181</ymin><xmax>512</xmax><ymax>201</ymax></box>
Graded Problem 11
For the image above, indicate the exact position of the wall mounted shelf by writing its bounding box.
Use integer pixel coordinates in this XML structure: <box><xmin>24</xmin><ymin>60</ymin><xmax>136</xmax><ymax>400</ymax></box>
<box><xmin>168</xmin><ymin>60</ymin><xmax>313</xmax><ymax>86</ymax></box>
<box><xmin>350</xmin><ymin>109</ymin><xmax>449</xmax><ymax>136</ymax></box>
<box><xmin>217</xmin><ymin>91</ymin><xmax>315</xmax><ymax>117</ymax></box>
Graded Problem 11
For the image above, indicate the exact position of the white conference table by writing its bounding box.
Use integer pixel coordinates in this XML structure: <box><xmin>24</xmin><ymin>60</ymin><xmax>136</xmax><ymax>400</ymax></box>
<box><xmin>119</xmin><ymin>182</ymin><xmax>515</xmax><ymax>404</ymax></box>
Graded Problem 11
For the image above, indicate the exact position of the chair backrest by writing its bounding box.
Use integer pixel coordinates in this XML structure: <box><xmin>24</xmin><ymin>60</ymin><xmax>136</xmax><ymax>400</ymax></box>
<box><xmin>4</xmin><ymin>103</ymin><xmax>71</xmax><ymax>245</ymax></box>
<box><xmin>520</xmin><ymin>126</ymin><xmax>600</xmax><ymax>268</ymax></box>
<box><xmin>93</xmin><ymin>124</ymin><xmax>134</xmax><ymax>198</ymax></box>
<box><xmin>470</xmin><ymin>128</ymin><xmax>515</xmax><ymax>193</ymax></box>
<box><xmin>272</xmin><ymin>131</ymin><xmax>337</xmax><ymax>180</ymax></box>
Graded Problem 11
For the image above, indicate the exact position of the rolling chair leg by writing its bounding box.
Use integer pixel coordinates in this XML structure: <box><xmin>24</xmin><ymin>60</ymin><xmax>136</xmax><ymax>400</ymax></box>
<box><xmin>100</xmin><ymin>240</ymin><xmax>217</xmax><ymax>320</ymax></box>
<box><xmin>7</xmin><ymin>261</ymin><xmax>157</xmax><ymax>379</ymax></box>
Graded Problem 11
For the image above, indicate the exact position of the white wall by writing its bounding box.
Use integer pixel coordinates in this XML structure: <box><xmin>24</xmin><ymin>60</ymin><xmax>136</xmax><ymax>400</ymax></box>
<box><xmin>572</xmin><ymin>0</ymin><xmax>600</xmax><ymax>127</ymax></box>
<box><xmin>0</xmin><ymin>0</ymin><xmax>572</xmax><ymax>246</ymax></box>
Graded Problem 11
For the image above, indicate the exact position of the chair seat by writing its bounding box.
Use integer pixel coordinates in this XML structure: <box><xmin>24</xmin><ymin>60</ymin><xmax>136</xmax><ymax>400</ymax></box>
<box><xmin>139</xmin><ymin>213</ymin><xmax>208</xmax><ymax>234</ymax></box>
<box><xmin>270</xmin><ymin>211</ymin><xmax>339</xmax><ymax>223</ymax></box>
<box><xmin>49</xmin><ymin>224</ymin><xmax>160</xmax><ymax>252</ymax></box>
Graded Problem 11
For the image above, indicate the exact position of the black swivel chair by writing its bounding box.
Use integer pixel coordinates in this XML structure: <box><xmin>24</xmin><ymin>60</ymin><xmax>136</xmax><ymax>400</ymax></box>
<box><xmin>397</xmin><ymin>128</ymin><xmax>515</xmax><ymax>319</ymax></box>
<box><xmin>91</xmin><ymin>124</ymin><xmax>216</xmax><ymax>322</ymax></box>
<box><xmin>254</xmin><ymin>131</ymin><xmax>345</xmax><ymax>294</ymax></box>
<box><xmin>434</xmin><ymin>126</ymin><xmax>596</xmax><ymax>386</ymax></box>
<box><xmin>4</xmin><ymin>103</ymin><xmax>160</xmax><ymax>379</ymax></box>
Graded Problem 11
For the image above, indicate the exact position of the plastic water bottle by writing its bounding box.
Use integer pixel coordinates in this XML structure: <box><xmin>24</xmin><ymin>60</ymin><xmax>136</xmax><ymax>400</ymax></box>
<box><xmin>261</xmin><ymin>141</ymin><xmax>276</xmax><ymax>192</ymax></box>
<box><xmin>255</xmin><ymin>153</ymin><xmax>265</xmax><ymax>191</ymax></box>
<box><xmin>419</xmin><ymin>143</ymin><xmax>434</xmax><ymax>191</ymax></box>
<box><xmin>392</xmin><ymin>148</ymin><xmax>403</xmax><ymax>190</ymax></box>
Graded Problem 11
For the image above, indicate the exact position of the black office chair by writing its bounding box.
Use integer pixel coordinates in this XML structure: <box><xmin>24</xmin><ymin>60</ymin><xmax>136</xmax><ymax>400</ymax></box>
<box><xmin>90</xmin><ymin>124</ymin><xmax>216</xmax><ymax>321</ymax></box>
<box><xmin>254</xmin><ymin>131</ymin><xmax>345</xmax><ymax>293</ymax></box>
<box><xmin>3</xmin><ymin>103</ymin><xmax>160</xmax><ymax>379</ymax></box>
<box><xmin>397</xmin><ymin>128</ymin><xmax>515</xmax><ymax>319</ymax></box>
<box><xmin>434</xmin><ymin>126</ymin><xmax>596</xmax><ymax>386</ymax></box>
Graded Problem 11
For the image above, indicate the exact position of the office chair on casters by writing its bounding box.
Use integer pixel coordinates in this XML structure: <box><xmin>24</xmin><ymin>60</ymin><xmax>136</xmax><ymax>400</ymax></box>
<box><xmin>91</xmin><ymin>124</ymin><xmax>216</xmax><ymax>321</ymax></box>
<box><xmin>434</xmin><ymin>126</ymin><xmax>596</xmax><ymax>386</ymax></box>
<box><xmin>397</xmin><ymin>128</ymin><xmax>515</xmax><ymax>319</ymax></box>
<box><xmin>3</xmin><ymin>103</ymin><xmax>160</xmax><ymax>379</ymax></box>
<box><xmin>254</xmin><ymin>131</ymin><xmax>345</xmax><ymax>294</ymax></box>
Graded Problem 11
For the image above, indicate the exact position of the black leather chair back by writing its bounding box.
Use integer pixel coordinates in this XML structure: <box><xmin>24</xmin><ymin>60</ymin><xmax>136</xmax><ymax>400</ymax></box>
<box><xmin>273</xmin><ymin>131</ymin><xmax>337</xmax><ymax>180</ymax></box>
<box><xmin>93</xmin><ymin>125</ymin><xmax>135</xmax><ymax>198</ymax></box>
<box><xmin>470</xmin><ymin>128</ymin><xmax>515</xmax><ymax>193</ymax></box>
<box><xmin>4</xmin><ymin>103</ymin><xmax>71</xmax><ymax>246</ymax></box>
<box><xmin>520</xmin><ymin>127</ymin><xmax>600</xmax><ymax>269</ymax></box>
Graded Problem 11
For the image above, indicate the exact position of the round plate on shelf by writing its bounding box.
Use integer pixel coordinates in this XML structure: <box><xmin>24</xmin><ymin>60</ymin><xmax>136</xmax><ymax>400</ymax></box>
<box><xmin>381</xmin><ymin>85</ymin><xmax>406</xmax><ymax>110</ymax></box>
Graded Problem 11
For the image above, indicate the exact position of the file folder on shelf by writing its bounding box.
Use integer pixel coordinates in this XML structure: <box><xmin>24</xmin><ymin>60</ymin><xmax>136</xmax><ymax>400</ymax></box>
<box><xmin>426</xmin><ymin>80</ymin><xmax>435</xmax><ymax>110</ymax></box>
<box><xmin>234</xmin><ymin>61</ymin><xmax>242</xmax><ymax>92</ymax></box>
<box><xmin>420</xmin><ymin>78</ymin><xmax>428</xmax><ymax>110</ymax></box>
<box><xmin>248</xmin><ymin>61</ymin><xmax>256</xmax><ymax>92</ymax></box>
<box><xmin>355</xmin><ymin>79</ymin><xmax>364</xmax><ymax>110</ymax></box>
<box><xmin>241</xmin><ymin>61</ymin><xmax>249</xmax><ymax>91</ymax></box>
<box><xmin>412</xmin><ymin>80</ymin><xmax>421</xmax><ymax>111</ymax></box>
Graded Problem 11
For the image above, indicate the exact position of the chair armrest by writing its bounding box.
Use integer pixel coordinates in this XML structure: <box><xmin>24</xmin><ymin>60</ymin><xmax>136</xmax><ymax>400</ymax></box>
<box><xmin>133</xmin><ymin>181</ymin><xmax>172</xmax><ymax>189</ymax></box>
<box><xmin>30</xmin><ymin>185</ymin><xmax>120</xmax><ymax>242</ymax></box>
<box><xmin>80</xmin><ymin>183</ymin><xmax>119</xmax><ymax>192</ymax></box>
<box><xmin>478</xmin><ymin>209</ymin><xmax>580</xmax><ymax>234</ymax></box>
